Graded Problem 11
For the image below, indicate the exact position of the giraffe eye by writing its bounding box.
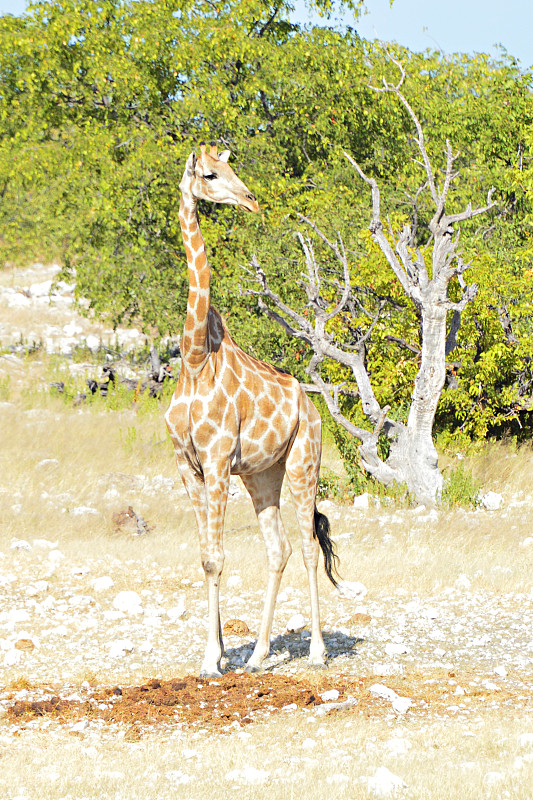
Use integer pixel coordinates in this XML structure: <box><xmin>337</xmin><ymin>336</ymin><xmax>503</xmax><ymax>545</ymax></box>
<box><xmin>203</xmin><ymin>173</ymin><xmax>217</xmax><ymax>181</ymax></box>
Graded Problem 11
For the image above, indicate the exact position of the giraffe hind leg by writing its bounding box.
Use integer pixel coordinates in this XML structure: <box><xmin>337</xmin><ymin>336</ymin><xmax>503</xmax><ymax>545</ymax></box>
<box><xmin>240</xmin><ymin>464</ymin><xmax>291</xmax><ymax>673</ymax></box>
<box><xmin>284</xmin><ymin>402</ymin><xmax>328</xmax><ymax>668</ymax></box>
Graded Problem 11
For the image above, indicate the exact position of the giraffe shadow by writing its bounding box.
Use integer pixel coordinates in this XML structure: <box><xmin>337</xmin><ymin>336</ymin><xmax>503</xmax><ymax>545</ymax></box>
<box><xmin>223</xmin><ymin>630</ymin><xmax>364</xmax><ymax>672</ymax></box>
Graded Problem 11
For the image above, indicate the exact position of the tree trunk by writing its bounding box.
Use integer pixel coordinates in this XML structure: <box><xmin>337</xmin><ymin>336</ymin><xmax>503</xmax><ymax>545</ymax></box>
<box><xmin>385</xmin><ymin>296</ymin><xmax>446</xmax><ymax>504</ymax></box>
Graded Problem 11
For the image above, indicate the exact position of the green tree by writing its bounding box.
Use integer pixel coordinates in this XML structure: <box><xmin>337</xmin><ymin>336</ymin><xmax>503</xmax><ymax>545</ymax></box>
<box><xmin>1</xmin><ymin>0</ymin><xmax>533</xmax><ymax>446</ymax></box>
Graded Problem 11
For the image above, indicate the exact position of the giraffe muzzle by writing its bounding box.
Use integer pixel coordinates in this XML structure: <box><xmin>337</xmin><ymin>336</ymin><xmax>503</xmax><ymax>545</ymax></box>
<box><xmin>243</xmin><ymin>194</ymin><xmax>260</xmax><ymax>213</ymax></box>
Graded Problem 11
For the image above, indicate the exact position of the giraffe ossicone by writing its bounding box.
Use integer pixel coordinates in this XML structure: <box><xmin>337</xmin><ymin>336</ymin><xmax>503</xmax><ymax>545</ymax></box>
<box><xmin>165</xmin><ymin>143</ymin><xmax>340</xmax><ymax>677</ymax></box>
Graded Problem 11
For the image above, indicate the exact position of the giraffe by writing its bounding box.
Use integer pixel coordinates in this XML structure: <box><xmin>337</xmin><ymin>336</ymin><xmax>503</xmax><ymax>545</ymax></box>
<box><xmin>165</xmin><ymin>142</ymin><xmax>339</xmax><ymax>678</ymax></box>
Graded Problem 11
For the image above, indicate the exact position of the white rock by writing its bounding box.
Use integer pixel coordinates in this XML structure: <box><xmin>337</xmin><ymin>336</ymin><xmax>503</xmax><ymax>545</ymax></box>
<box><xmin>479</xmin><ymin>491</ymin><xmax>503</xmax><ymax>510</ymax></box>
<box><xmin>69</xmin><ymin>594</ymin><xmax>94</xmax><ymax>608</ymax></box>
<box><xmin>36</xmin><ymin>458</ymin><xmax>59</xmax><ymax>468</ymax></box>
<box><xmin>369</xmin><ymin>684</ymin><xmax>398</xmax><ymax>702</ymax></box>
<box><xmin>92</xmin><ymin>576</ymin><xmax>114</xmax><ymax>592</ymax></box>
<box><xmin>385</xmin><ymin>642</ymin><xmax>409</xmax><ymax>656</ymax></box>
<box><xmin>63</xmin><ymin>322</ymin><xmax>83</xmax><ymax>336</ymax></box>
<box><xmin>454</xmin><ymin>686</ymin><xmax>466</xmax><ymax>696</ymax></box>
<box><xmin>167</xmin><ymin>602</ymin><xmax>186</xmax><ymax>620</ymax></box>
<box><xmin>367</xmin><ymin>767</ymin><xmax>407</xmax><ymax>797</ymax></box>
<box><xmin>4</xmin><ymin>649</ymin><xmax>22</xmax><ymax>667</ymax></box>
<box><xmin>113</xmin><ymin>590</ymin><xmax>143</xmax><ymax>614</ymax></box>
<box><xmin>25</xmin><ymin>581</ymin><xmax>48</xmax><ymax>597</ymax></box>
<box><xmin>6</xmin><ymin>292</ymin><xmax>31</xmax><ymax>307</ymax></box>
<box><xmin>10</xmin><ymin>538</ymin><xmax>32</xmax><ymax>551</ymax></box>
<box><xmin>33</xmin><ymin>539</ymin><xmax>59</xmax><ymax>550</ymax></box>
<box><xmin>149</xmin><ymin>474</ymin><xmax>175</xmax><ymax>492</ymax></box>
<box><xmin>336</xmin><ymin>580</ymin><xmax>367</xmax><ymax>599</ymax></box>
<box><xmin>315</xmin><ymin>696</ymin><xmax>357</xmax><ymax>716</ymax></box>
<box><xmin>225</xmin><ymin>767</ymin><xmax>270</xmax><ymax>785</ymax></box>
<box><xmin>48</xmin><ymin>549</ymin><xmax>65</xmax><ymax>564</ymax></box>
<box><xmin>392</xmin><ymin>696</ymin><xmax>413</xmax><ymax>714</ymax></box>
<box><xmin>227</xmin><ymin>575</ymin><xmax>242</xmax><ymax>588</ymax></box>
<box><xmin>71</xmin><ymin>720</ymin><xmax>89</xmax><ymax>732</ymax></box>
<box><xmin>29</xmin><ymin>279</ymin><xmax>53</xmax><ymax>296</ymax></box>
<box><xmin>108</xmin><ymin>639</ymin><xmax>135</xmax><ymax>658</ymax></box>
<box><xmin>494</xmin><ymin>665</ymin><xmax>507</xmax><ymax>678</ymax></box>
<box><xmin>301</xmin><ymin>737</ymin><xmax>317</xmax><ymax>749</ymax></box>
<box><xmin>321</xmin><ymin>689</ymin><xmax>340</xmax><ymax>702</ymax></box>
<box><xmin>353</xmin><ymin>492</ymin><xmax>371</xmax><ymax>510</ymax></box>
<box><xmin>71</xmin><ymin>566</ymin><xmax>90</xmax><ymax>577</ymax></box>
<box><xmin>71</xmin><ymin>506</ymin><xmax>99</xmax><ymax>516</ymax></box>
<box><xmin>519</xmin><ymin>537</ymin><xmax>533</xmax><ymax>548</ymax></box>
<box><xmin>286</xmin><ymin>613</ymin><xmax>306</xmax><ymax>633</ymax></box>
<box><xmin>85</xmin><ymin>334</ymin><xmax>101</xmax><ymax>351</ymax></box>
<box><xmin>138</xmin><ymin>641</ymin><xmax>153</xmax><ymax>654</ymax></box>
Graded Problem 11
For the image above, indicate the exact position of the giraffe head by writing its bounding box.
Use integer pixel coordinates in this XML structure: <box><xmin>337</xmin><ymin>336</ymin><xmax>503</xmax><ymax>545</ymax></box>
<box><xmin>180</xmin><ymin>142</ymin><xmax>259</xmax><ymax>213</ymax></box>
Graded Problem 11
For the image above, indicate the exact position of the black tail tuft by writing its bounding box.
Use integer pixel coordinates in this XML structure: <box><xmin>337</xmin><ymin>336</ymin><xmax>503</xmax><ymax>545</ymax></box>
<box><xmin>313</xmin><ymin>506</ymin><xmax>340</xmax><ymax>587</ymax></box>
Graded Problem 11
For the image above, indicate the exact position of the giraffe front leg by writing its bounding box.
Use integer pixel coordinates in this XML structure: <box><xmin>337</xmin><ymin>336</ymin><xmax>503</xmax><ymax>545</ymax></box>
<box><xmin>241</xmin><ymin>467</ymin><xmax>290</xmax><ymax>673</ymax></box>
<box><xmin>199</xmin><ymin>464</ymin><xmax>230</xmax><ymax>678</ymax></box>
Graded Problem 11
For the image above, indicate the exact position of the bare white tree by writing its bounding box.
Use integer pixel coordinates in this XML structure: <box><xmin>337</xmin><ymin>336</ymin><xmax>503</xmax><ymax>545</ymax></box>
<box><xmin>246</xmin><ymin>57</ymin><xmax>496</xmax><ymax>506</ymax></box>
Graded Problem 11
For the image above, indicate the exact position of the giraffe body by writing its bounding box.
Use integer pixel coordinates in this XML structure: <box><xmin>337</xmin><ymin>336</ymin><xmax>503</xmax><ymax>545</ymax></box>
<box><xmin>168</xmin><ymin>307</ymin><xmax>312</xmax><ymax>475</ymax></box>
<box><xmin>165</xmin><ymin>144</ymin><xmax>337</xmax><ymax>677</ymax></box>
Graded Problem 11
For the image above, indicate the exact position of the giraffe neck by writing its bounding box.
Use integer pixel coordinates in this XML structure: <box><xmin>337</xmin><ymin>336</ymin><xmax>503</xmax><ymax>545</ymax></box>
<box><xmin>179</xmin><ymin>190</ymin><xmax>211</xmax><ymax>373</ymax></box>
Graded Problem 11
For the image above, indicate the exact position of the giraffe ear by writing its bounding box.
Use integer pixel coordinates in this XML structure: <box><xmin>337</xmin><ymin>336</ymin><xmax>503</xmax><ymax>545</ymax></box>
<box><xmin>185</xmin><ymin>151</ymin><xmax>197</xmax><ymax>175</ymax></box>
<box><xmin>218</xmin><ymin>150</ymin><xmax>231</xmax><ymax>163</ymax></box>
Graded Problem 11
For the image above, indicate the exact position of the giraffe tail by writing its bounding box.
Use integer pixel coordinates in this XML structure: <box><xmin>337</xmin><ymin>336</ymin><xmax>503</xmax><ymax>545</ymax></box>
<box><xmin>313</xmin><ymin>506</ymin><xmax>340</xmax><ymax>588</ymax></box>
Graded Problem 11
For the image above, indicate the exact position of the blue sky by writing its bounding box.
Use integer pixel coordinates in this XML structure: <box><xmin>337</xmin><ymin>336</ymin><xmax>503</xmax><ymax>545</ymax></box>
<box><xmin>0</xmin><ymin>0</ymin><xmax>531</xmax><ymax>67</ymax></box>
<box><xmin>294</xmin><ymin>0</ymin><xmax>532</xmax><ymax>66</ymax></box>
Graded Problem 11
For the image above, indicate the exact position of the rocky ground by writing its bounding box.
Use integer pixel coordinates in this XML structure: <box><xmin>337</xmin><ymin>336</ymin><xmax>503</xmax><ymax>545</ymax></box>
<box><xmin>1</xmin><ymin>264</ymin><xmax>532</xmax><ymax>799</ymax></box>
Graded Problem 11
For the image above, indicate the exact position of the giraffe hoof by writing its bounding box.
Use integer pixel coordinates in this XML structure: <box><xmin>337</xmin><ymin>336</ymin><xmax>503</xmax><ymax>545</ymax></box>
<box><xmin>245</xmin><ymin>663</ymin><xmax>263</xmax><ymax>674</ymax></box>
<box><xmin>199</xmin><ymin>670</ymin><xmax>222</xmax><ymax>680</ymax></box>
<box><xmin>308</xmin><ymin>661</ymin><xmax>328</xmax><ymax>671</ymax></box>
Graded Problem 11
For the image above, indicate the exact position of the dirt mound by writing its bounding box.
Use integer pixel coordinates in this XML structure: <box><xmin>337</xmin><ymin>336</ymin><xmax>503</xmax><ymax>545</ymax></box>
<box><xmin>8</xmin><ymin>672</ymin><xmax>322</xmax><ymax>728</ymax></box>
<box><xmin>7</xmin><ymin>670</ymin><xmax>529</xmax><ymax>732</ymax></box>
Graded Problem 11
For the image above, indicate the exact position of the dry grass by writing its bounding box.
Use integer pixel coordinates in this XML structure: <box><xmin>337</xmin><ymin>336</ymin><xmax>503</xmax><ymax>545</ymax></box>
<box><xmin>1</xmin><ymin>354</ymin><xmax>532</xmax><ymax>594</ymax></box>
<box><xmin>1</xmin><ymin>710</ymin><xmax>532</xmax><ymax>799</ymax></box>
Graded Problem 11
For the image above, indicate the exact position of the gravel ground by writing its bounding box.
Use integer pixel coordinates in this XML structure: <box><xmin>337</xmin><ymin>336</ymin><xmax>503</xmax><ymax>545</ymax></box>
<box><xmin>1</xmin><ymin>512</ymin><xmax>531</xmax><ymax>708</ymax></box>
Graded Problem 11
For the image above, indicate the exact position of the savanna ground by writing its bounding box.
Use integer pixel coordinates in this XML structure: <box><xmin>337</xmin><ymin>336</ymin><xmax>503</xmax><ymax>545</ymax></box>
<box><xmin>0</xmin><ymin>264</ymin><xmax>532</xmax><ymax>799</ymax></box>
